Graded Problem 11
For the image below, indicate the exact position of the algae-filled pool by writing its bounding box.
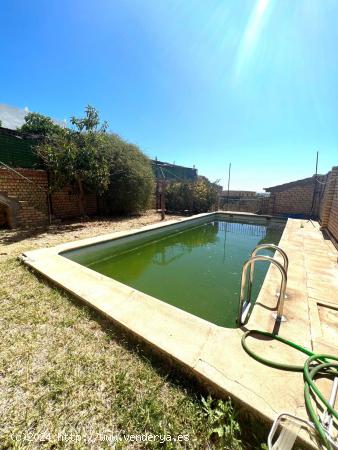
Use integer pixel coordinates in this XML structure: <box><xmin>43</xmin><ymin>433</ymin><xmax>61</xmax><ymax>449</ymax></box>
<box><xmin>63</xmin><ymin>218</ymin><xmax>284</xmax><ymax>328</ymax></box>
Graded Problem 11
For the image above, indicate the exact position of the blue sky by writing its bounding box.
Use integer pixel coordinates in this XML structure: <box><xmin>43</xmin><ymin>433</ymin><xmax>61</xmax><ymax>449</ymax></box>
<box><xmin>1</xmin><ymin>0</ymin><xmax>337</xmax><ymax>191</ymax></box>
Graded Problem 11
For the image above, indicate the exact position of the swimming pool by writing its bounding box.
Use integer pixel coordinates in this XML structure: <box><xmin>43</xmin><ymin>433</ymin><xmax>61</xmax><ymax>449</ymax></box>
<box><xmin>62</xmin><ymin>216</ymin><xmax>285</xmax><ymax>328</ymax></box>
<box><xmin>23</xmin><ymin>213</ymin><xmax>327</xmax><ymax>432</ymax></box>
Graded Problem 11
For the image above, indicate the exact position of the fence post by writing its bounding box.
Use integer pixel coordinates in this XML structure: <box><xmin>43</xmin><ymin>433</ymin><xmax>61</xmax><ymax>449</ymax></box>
<box><xmin>160</xmin><ymin>180</ymin><xmax>166</xmax><ymax>220</ymax></box>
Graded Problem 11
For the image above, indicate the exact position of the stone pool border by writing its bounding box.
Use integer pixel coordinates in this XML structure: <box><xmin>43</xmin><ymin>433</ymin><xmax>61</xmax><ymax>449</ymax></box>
<box><xmin>21</xmin><ymin>212</ymin><xmax>338</xmax><ymax>448</ymax></box>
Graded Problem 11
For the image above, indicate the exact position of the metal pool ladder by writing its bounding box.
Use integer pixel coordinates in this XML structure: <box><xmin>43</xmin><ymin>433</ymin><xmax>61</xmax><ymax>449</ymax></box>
<box><xmin>238</xmin><ymin>244</ymin><xmax>289</xmax><ymax>325</ymax></box>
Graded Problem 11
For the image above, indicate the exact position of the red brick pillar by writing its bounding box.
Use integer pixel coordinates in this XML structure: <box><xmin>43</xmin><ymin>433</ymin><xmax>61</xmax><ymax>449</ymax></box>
<box><xmin>320</xmin><ymin>166</ymin><xmax>338</xmax><ymax>228</ymax></box>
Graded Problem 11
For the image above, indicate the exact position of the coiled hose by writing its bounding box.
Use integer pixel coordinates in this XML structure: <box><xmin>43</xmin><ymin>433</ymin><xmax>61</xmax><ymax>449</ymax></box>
<box><xmin>241</xmin><ymin>330</ymin><xmax>338</xmax><ymax>450</ymax></box>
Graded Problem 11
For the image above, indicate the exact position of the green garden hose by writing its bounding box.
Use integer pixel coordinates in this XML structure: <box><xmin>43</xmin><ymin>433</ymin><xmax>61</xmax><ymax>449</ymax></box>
<box><xmin>241</xmin><ymin>329</ymin><xmax>338</xmax><ymax>450</ymax></box>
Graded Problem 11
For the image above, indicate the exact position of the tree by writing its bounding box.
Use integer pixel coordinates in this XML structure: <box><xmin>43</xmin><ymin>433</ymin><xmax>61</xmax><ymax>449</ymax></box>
<box><xmin>20</xmin><ymin>112</ymin><xmax>63</xmax><ymax>137</ymax></box>
<box><xmin>36</xmin><ymin>105</ymin><xmax>154</xmax><ymax>217</ymax></box>
<box><xmin>37</xmin><ymin>106</ymin><xmax>111</xmax><ymax>215</ymax></box>
<box><xmin>70</xmin><ymin>105</ymin><xmax>108</xmax><ymax>133</ymax></box>
<box><xmin>166</xmin><ymin>177</ymin><xmax>219</xmax><ymax>213</ymax></box>
<box><xmin>0</xmin><ymin>120</ymin><xmax>2</xmax><ymax>127</ymax></box>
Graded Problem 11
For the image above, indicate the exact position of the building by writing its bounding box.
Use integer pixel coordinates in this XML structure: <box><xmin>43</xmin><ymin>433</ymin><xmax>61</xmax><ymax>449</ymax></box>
<box><xmin>264</xmin><ymin>168</ymin><xmax>338</xmax><ymax>245</ymax></box>
<box><xmin>264</xmin><ymin>175</ymin><xmax>326</xmax><ymax>218</ymax></box>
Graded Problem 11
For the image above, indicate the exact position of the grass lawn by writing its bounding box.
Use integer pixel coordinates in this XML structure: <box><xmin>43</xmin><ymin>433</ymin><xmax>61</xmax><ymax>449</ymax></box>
<box><xmin>0</xmin><ymin>213</ymin><xmax>266</xmax><ymax>449</ymax></box>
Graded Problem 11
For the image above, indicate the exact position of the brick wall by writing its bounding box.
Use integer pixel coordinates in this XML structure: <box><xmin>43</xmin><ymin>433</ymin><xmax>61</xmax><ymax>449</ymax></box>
<box><xmin>0</xmin><ymin>168</ymin><xmax>49</xmax><ymax>227</ymax></box>
<box><xmin>0</xmin><ymin>167</ymin><xmax>97</xmax><ymax>228</ymax></box>
<box><xmin>51</xmin><ymin>187</ymin><xmax>97</xmax><ymax>218</ymax></box>
<box><xmin>0</xmin><ymin>204</ymin><xmax>7</xmax><ymax>227</ymax></box>
<box><xmin>262</xmin><ymin>167</ymin><xmax>338</xmax><ymax>243</ymax></box>
<box><xmin>267</xmin><ymin>183</ymin><xmax>315</xmax><ymax>216</ymax></box>
<box><xmin>320</xmin><ymin>166</ymin><xmax>338</xmax><ymax>242</ymax></box>
<box><xmin>220</xmin><ymin>197</ymin><xmax>262</xmax><ymax>213</ymax></box>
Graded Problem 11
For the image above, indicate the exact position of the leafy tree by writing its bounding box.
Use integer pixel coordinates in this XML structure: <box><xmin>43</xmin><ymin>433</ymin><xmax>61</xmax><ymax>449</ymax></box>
<box><xmin>37</xmin><ymin>105</ymin><xmax>154</xmax><ymax>217</ymax></box>
<box><xmin>166</xmin><ymin>177</ymin><xmax>219</xmax><ymax>213</ymax></box>
<box><xmin>20</xmin><ymin>112</ymin><xmax>63</xmax><ymax>137</ymax></box>
<box><xmin>70</xmin><ymin>105</ymin><xmax>108</xmax><ymax>132</ymax></box>
<box><xmin>0</xmin><ymin>119</ymin><xmax>2</xmax><ymax>127</ymax></box>
<box><xmin>37</xmin><ymin>106</ymin><xmax>111</xmax><ymax>215</ymax></box>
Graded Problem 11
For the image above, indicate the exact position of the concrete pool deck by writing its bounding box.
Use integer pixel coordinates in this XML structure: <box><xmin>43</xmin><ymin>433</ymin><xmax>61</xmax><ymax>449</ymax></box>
<box><xmin>21</xmin><ymin>212</ymin><xmax>338</xmax><ymax>448</ymax></box>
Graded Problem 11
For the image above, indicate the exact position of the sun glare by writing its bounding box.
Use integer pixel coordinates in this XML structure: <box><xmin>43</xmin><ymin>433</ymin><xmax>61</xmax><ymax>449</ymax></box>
<box><xmin>233</xmin><ymin>0</ymin><xmax>272</xmax><ymax>81</ymax></box>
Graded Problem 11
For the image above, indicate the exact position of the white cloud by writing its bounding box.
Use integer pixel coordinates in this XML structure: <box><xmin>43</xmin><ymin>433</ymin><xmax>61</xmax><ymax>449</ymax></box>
<box><xmin>0</xmin><ymin>104</ymin><xmax>29</xmax><ymax>129</ymax></box>
<box><xmin>0</xmin><ymin>104</ymin><xmax>66</xmax><ymax>130</ymax></box>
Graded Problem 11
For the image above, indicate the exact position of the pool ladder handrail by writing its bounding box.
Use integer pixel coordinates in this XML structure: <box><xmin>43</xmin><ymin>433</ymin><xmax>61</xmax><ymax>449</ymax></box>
<box><xmin>238</xmin><ymin>244</ymin><xmax>288</xmax><ymax>325</ymax></box>
<box><xmin>248</xmin><ymin>244</ymin><xmax>289</xmax><ymax>302</ymax></box>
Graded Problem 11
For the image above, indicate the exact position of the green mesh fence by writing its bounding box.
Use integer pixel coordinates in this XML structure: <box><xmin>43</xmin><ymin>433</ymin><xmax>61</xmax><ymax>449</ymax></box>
<box><xmin>0</xmin><ymin>129</ymin><xmax>42</xmax><ymax>169</ymax></box>
<box><xmin>152</xmin><ymin>160</ymin><xmax>197</xmax><ymax>181</ymax></box>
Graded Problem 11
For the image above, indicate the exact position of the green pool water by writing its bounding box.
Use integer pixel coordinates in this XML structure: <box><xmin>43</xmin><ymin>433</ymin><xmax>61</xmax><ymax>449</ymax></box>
<box><xmin>63</xmin><ymin>218</ymin><xmax>284</xmax><ymax>328</ymax></box>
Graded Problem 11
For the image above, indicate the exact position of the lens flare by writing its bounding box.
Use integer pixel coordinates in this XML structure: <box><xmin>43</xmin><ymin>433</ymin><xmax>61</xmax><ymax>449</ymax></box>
<box><xmin>233</xmin><ymin>0</ymin><xmax>272</xmax><ymax>81</ymax></box>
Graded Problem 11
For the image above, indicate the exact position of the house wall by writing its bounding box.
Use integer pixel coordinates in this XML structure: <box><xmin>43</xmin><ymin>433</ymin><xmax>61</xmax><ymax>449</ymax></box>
<box><xmin>320</xmin><ymin>166</ymin><xmax>338</xmax><ymax>242</ymax></box>
<box><xmin>266</xmin><ymin>183</ymin><xmax>315</xmax><ymax>216</ymax></box>
<box><xmin>264</xmin><ymin>166</ymin><xmax>338</xmax><ymax>243</ymax></box>
<box><xmin>0</xmin><ymin>167</ymin><xmax>97</xmax><ymax>228</ymax></box>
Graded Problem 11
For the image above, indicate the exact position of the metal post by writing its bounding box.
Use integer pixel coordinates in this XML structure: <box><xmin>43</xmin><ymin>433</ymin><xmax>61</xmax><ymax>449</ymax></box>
<box><xmin>309</xmin><ymin>151</ymin><xmax>319</xmax><ymax>218</ymax></box>
<box><xmin>160</xmin><ymin>179</ymin><xmax>166</xmax><ymax>220</ymax></box>
<box><xmin>226</xmin><ymin>163</ymin><xmax>231</xmax><ymax>210</ymax></box>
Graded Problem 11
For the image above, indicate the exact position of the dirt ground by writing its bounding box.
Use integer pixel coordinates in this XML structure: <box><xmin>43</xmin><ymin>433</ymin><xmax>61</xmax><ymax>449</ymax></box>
<box><xmin>0</xmin><ymin>211</ymin><xmax>182</xmax><ymax>257</ymax></box>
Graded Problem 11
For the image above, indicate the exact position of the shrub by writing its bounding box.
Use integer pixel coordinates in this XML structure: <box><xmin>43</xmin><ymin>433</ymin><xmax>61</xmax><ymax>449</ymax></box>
<box><xmin>166</xmin><ymin>177</ymin><xmax>219</xmax><ymax>213</ymax></box>
<box><xmin>99</xmin><ymin>134</ymin><xmax>154</xmax><ymax>215</ymax></box>
<box><xmin>36</xmin><ymin>106</ymin><xmax>154</xmax><ymax>216</ymax></box>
